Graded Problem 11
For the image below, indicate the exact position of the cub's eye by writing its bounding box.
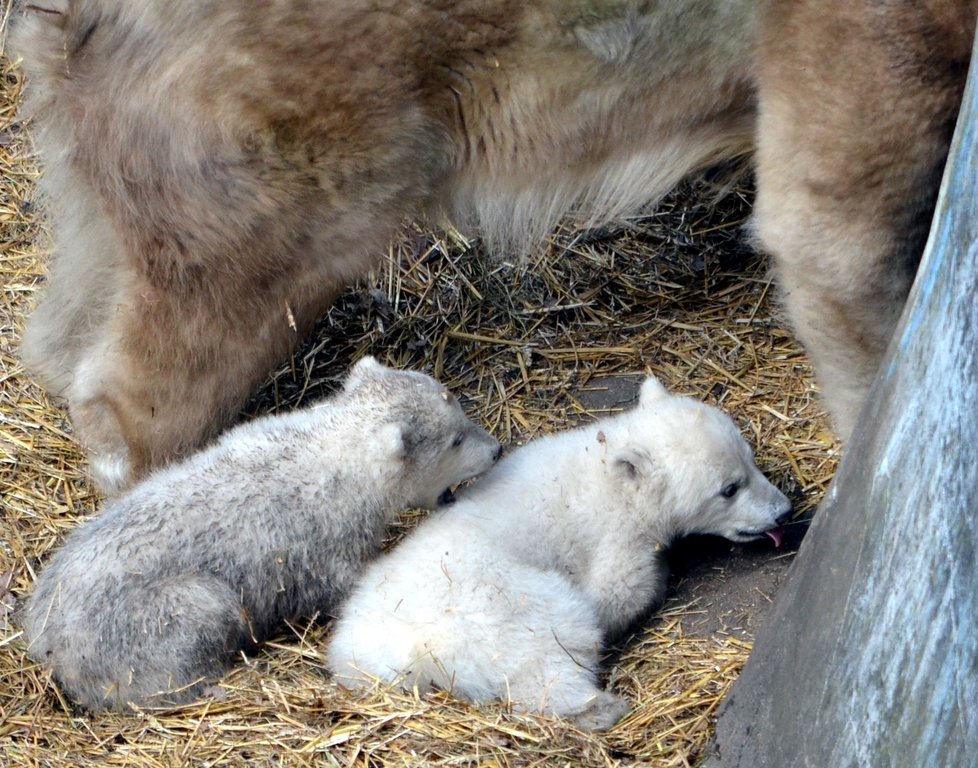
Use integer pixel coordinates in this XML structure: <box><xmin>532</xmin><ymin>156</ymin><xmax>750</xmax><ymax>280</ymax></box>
<box><xmin>720</xmin><ymin>483</ymin><xmax>740</xmax><ymax>499</ymax></box>
<box><xmin>451</xmin><ymin>433</ymin><xmax>465</xmax><ymax>448</ymax></box>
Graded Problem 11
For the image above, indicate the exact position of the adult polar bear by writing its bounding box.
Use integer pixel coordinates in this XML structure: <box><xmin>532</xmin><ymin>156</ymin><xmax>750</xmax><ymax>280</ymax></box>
<box><xmin>11</xmin><ymin>1</ymin><xmax>977</xmax><ymax>491</ymax></box>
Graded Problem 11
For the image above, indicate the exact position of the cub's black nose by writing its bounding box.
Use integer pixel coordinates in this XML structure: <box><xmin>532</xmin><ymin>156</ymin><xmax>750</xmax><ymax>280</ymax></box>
<box><xmin>776</xmin><ymin>509</ymin><xmax>793</xmax><ymax>525</ymax></box>
<box><xmin>437</xmin><ymin>488</ymin><xmax>456</xmax><ymax>506</ymax></box>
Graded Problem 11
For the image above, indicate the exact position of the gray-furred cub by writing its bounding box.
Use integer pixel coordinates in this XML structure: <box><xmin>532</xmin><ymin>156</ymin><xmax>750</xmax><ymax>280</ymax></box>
<box><xmin>22</xmin><ymin>357</ymin><xmax>501</xmax><ymax>712</ymax></box>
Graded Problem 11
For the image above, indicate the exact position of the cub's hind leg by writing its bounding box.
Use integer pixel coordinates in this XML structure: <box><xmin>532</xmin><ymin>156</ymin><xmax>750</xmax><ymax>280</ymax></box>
<box><xmin>502</xmin><ymin>639</ymin><xmax>629</xmax><ymax>732</ymax></box>
<box><xmin>32</xmin><ymin>573</ymin><xmax>250</xmax><ymax>712</ymax></box>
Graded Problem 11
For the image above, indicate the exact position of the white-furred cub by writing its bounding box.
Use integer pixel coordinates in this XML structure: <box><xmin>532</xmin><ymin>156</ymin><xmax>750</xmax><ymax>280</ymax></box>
<box><xmin>23</xmin><ymin>357</ymin><xmax>500</xmax><ymax>712</ymax></box>
<box><xmin>327</xmin><ymin>376</ymin><xmax>790</xmax><ymax>730</ymax></box>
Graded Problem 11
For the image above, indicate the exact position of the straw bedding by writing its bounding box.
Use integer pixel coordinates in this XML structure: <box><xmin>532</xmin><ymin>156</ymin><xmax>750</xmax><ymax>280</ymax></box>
<box><xmin>0</xmin><ymin>13</ymin><xmax>837</xmax><ymax>766</ymax></box>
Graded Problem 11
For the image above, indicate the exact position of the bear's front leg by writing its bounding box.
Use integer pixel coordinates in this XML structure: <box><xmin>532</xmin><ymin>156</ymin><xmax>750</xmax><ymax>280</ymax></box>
<box><xmin>580</xmin><ymin>543</ymin><xmax>669</xmax><ymax>640</ymax></box>
<box><xmin>66</xmin><ymin>264</ymin><xmax>341</xmax><ymax>493</ymax></box>
<box><xmin>754</xmin><ymin>0</ymin><xmax>975</xmax><ymax>441</ymax></box>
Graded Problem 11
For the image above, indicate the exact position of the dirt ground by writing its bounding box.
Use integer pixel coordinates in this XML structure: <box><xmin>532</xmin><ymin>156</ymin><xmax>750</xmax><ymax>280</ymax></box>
<box><xmin>667</xmin><ymin>531</ymin><xmax>803</xmax><ymax>638</ymax></box>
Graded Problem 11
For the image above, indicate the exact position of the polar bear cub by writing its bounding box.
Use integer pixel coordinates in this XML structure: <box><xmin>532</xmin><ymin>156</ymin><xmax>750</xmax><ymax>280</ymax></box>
<box><xmin>327</xmin><ymin>376</ymin><xmax>791</xmax><ymax>730</ymax></box>
<box><xmin>23</xmin><ymin>357</ymin><xmax>500</xmax><ymax>712</ymax></box>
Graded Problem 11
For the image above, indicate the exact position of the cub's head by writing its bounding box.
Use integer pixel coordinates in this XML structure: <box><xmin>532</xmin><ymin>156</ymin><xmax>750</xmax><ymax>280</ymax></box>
<box><xmin>612</xmin><ymin>377</ymin><xmax>791</xmax><ymax>545</ymax></box>
<box><xmin>342</xmin><ymin>357</ymin><xmax>501</xmax><ymax>508</ymax></box>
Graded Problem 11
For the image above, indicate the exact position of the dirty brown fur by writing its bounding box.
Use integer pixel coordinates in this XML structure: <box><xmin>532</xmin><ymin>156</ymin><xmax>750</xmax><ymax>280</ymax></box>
<box><xmin>10</xmin><ymin>0</ymin><xmax>977</xmax><ymax>491</ymax></box>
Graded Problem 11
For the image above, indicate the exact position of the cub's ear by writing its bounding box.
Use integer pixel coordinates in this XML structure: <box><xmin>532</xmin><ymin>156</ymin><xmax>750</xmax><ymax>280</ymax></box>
<box><xmin>612</xmin><ymin>446</ymin><xmax>657</xmax><ymax>483</ymax></box>
<box><xmin>638</xmin><ymin>376</ymin><xmax>670</xmax><ymax>408</ymax></box>
<box><xmin>345</xmin><ymin>356</ymin><xmax>385</xmax><ymax>390</ymax></box>
<box><xmin>376</xmin><ymin>421</ymin><xmax>426</xmax><ymax>461</ymax></box>
<box><xmin>352</xmin><ymin>355</ymin><xmax>384</xmax><ymax>375</ymax></box>
<box><xmin>376</xmin><ymin>421</ymin><xmax>408</xmax><ymax>461</ymax></box>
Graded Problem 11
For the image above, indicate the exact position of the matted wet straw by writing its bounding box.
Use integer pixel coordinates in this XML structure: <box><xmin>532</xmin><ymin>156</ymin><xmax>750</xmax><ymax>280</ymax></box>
<box><xmin>0</xmin><ymin>27</ymin><xmax>837</xmax><ymax>768</ymax></box>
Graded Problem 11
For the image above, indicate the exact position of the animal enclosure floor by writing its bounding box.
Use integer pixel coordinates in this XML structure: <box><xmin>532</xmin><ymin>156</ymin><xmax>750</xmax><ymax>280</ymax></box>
<box><xmin>667</xmin><ymin>534</ymin><xmax>801</xmax><ymax>639</ymax></box>
<box><xmin>0</xmin><ymin>21</ymin><xmax>837</xmax><ymax>767</ymax></box>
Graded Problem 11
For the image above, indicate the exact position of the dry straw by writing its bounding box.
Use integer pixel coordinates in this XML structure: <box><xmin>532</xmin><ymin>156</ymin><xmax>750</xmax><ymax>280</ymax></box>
<box><xmin>0</xmin><ymin>10</ymin><xmax>837</xmax><ymax>766</ymax></box>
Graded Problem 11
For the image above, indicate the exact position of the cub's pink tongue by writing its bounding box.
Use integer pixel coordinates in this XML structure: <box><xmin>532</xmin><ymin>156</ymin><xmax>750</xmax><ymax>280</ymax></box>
<box><xmin>765</xmin><ymin>526</ymin><xmax>785</xmax><ymax>548</ymax></box>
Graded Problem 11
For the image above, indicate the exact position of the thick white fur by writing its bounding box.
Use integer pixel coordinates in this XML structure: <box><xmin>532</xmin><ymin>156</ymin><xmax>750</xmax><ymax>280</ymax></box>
<box><xmin>328</xmin><ymin>376</ymin><xmax>790</xmax><ymax>730</ymax></box>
